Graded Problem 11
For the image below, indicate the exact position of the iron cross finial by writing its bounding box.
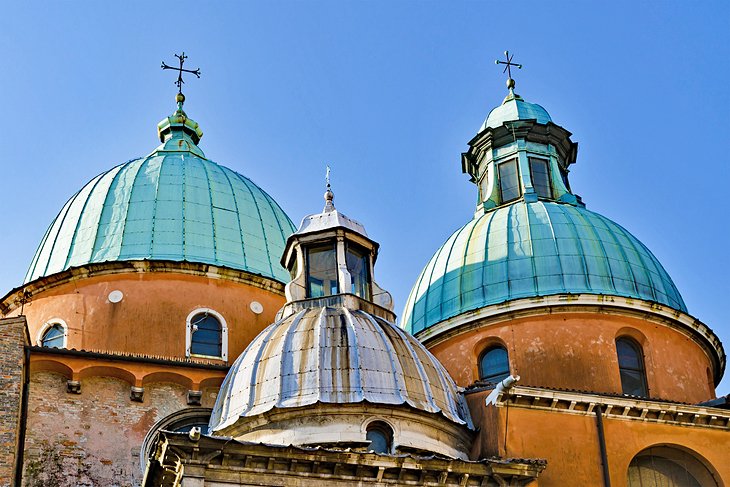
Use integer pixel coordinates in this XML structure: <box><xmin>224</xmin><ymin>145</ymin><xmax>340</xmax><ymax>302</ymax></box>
<box><xmin>495</xmin><ymin>51</ymin><xmax>522</xmax><ymax>90</ymax></box>
<box><xmin>161</xmin><ymin>52</ymin><xmax>201</xmax><ymax>96</ymax></box>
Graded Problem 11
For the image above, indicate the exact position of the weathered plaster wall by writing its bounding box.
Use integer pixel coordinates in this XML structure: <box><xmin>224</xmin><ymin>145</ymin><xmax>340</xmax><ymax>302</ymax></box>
<box><xmin>22</xmin><ymin>372</ymin><xmax>217</xmax><ymax>487</ymax></box>
<box><xmin>10</xmin><ymin>271</ymin><xmax>284</xmax><ymax>362</ymax></box>
<box><xmin>0</xmin><ymin>317</ymin><xmax>28</xmax><ymax>487</ymax></box>
<box><xmin>466</xmin><ymin>393</ymin><xmax>729</xmax><ymax>487</ymax></box>
<box><xmin>429</xmin><ymin>312</ymin><xmax>716</xmax><ymax>403</ymax></box>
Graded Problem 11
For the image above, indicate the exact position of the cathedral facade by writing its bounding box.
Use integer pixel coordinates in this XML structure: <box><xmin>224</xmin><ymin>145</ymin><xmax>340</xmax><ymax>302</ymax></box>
<box><xmin>0</xmin><ymin>62</ymin><xmax>728</xmax><ymax>487</ymax></box>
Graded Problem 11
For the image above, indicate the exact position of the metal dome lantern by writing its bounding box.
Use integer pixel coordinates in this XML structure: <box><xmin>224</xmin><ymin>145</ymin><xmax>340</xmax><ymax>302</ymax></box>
<box><xmin>209</xmin><ymin>186</ymin><xmax>474</xmax><ymax>459</ymax></box>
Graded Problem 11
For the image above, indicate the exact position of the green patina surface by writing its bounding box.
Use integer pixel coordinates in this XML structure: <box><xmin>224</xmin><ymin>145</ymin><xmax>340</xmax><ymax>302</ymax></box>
<box><xmin>401</xmin><ymin>200</ymin><xmax>687</xmax><ymax>334</ymax></box>
<box><xmin>480</xmin><ymin>92</ymin><xmax>552</xmax><ymax>132</ymax></box>
<box><xmin>25</xmin><ymin>114</ymin><xmax>295</xmax><ymax>284</ymax></box>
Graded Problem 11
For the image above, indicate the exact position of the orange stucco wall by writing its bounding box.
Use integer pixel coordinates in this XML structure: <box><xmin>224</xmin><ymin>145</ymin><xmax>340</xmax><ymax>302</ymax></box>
<box><xmin>8</xmin><ymin>271</ymin><xmax>285</xmax><ymax>362</ymax></box>
<box><xmin>465</xmin><ymin>391</ymin><xmax>728</xmax><ymax>487</ymax></box>
<box><xmin>429</xmin><ymin>312</ymin><xmax>716</xmax><ymax>404</ymax></box>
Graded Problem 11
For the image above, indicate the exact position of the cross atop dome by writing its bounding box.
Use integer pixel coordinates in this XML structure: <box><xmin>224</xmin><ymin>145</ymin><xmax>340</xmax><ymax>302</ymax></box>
<box><xmin>495</xmin><ymin>50</ymin><xmax>522</xmax><ymax>93</ymax></box>
<box><xmin>161</xmin><ymin>52</ymin><xmax>201</xmax><ymax>107</ymax></box>
<box><xmin>156</xmin><ymin>52</ymin><xmax>204</xmax><ymax>149</ymax></box>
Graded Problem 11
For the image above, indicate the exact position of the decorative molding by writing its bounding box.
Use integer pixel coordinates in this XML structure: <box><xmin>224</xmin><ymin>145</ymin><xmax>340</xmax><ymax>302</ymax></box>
<box><xmin>145</xmin><ymin>432</ymin><xmax>546</xmax><ymax>487</ymax></box>
<box><xmin>488</xmin><ymin>385</ymin><xmax>730</xmax><ymax>430</ymax></box>
<box><xmin>66</xmin><ymin>380</ymin><xmax>81</xmax><ymax>394</ymax></box>
<box><xmin>130</xmin><ymin>386</ymin><xmax>144</xmax><ymax>403</ymax></box>
<box><xmin>187</xmin><ymin>390</ymin><xmax>202</xmax><ymax>406</ymax></box>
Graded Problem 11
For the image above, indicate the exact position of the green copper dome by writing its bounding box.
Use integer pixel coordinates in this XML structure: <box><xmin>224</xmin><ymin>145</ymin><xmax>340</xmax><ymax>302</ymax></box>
<box><xmin>25</xmin><ymin>105</ymin><xmax>295</xmax><ymax>284</ymax></box>
<box><xmin>479</xmin><ymin>90</ymin><xmax>551</xmax><ymax>132</ymax></box>
<box><xmin>401</xmin><ymin>201</ymin><xmax>687</xmax><ymax>335</ymax></box>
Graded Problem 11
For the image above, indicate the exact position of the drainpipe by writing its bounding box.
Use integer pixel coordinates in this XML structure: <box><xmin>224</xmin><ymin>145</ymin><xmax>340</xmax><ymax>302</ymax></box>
<box><xmin>594</xmin><ymin>404</ymin><xmax>611</xmax><ymax>487</ymax></box>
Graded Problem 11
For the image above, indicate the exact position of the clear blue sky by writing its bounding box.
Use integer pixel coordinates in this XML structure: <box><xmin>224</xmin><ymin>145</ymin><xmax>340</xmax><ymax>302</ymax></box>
<box><xmin>1</xmin><ymin>2</ymin><xmax>728</xmax><ymax>394</ymax></box>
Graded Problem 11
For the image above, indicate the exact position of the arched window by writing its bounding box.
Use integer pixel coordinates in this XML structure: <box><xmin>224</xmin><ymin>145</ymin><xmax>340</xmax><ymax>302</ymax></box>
<box><xmin>186</xmin><ymin>309</ymin><xmax>227</xmax><ymax>360</ymax></box>
<box><xmin>38</xmin><ymin>320</ymin><xmax>67</xmax><ymax>348</ymax></box>
<box><xmin>366</xmin><ymin>421</ymin><xmax>393</xmax><ymax>454</ymax></box>
<box><xmin>628</xmin><ymin>446</ymin><xmax>718</xmax><ymax>487</ymax></box>
<box><xmin>616</xmin><ymin>337</ymin><xmax>648</xmax><ymax>397</ymax></box>
<box><xmin>479</xmin><ymin>345</ymin><xmax>510</xmax><ymax>383</ymax></box>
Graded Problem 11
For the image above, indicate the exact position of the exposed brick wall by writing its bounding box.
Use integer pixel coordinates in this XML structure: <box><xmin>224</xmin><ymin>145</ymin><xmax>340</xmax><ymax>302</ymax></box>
<box><xmin>0</xmin><ymin>317</ymin><xmax>29</xmax><ymax>487</ymax></box>
<box><xmin>23</xmin><ymin>372</ymin><xmax>217</xmax><ymax>487</ymax></box>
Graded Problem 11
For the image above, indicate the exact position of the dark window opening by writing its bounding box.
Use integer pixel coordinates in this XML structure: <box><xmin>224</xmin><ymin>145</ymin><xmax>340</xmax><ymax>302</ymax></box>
<box><xmin>306</xmin><ymin>244</ymin><xmax>339</xmax><ymax>298</ymax></box>
<box><xmin>190</xmin><ymin>313</ymin><xmax>222</xmax><ymax>357</ymax></box>
<box><xmin>346</xmin><ymin>242</ymin><xmax>371</xmax><ymax>299</ymax></box>
<box><xmin>529</xmin><ymin>157</ymin><xmax>553</xmax><ymax>199</ymax></box>
<box><xmin>616</xmin><ymin>337</ymin><xmax>648</xmax><ymax>397</ymax></box>
<box><xmin>479</xmin><ymin>346</ymin><xmax>510</xmax><ymax>384</ymax></box>
<box><xmin>366</xmin><ymin>421</ymin><xmax>393</xmax><ymax>454</ymax></box>
<box><xmin>498</xmin><ymin>159</ymin><xmax>521</xmax><ymax>203</ymax></box>
<box><xmin>41</xmin><ymin>324</ymin><xmax>65</xmax><ymax>348</ymax></box>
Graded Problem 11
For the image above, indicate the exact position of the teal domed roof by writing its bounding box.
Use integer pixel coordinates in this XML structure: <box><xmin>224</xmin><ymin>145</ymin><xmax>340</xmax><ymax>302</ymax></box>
<box><xmin>25</xmin><ymin>105</ymin><xmax>295</xmax><ymax>284</ymax></box>
<box><xmin>402</xmin><ymin>201</ymin><xmax>686</xmax><ymax>335</ymax></box>
<box><xmin>480</xmin><ymin>91</ymin><xmax>551</xmax><ymax>132</ymax></box>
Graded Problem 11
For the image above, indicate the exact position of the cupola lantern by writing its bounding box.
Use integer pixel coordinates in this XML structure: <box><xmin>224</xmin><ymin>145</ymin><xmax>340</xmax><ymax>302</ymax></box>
<box><xmin>461</xmin><ymin>52</ymin><xmax>580</xmax><ymax>213</ymax></box>
<box><xmin>279</xmin><ymin>180</ymin><xmax>393</xmax><ymax>316</ymax></box>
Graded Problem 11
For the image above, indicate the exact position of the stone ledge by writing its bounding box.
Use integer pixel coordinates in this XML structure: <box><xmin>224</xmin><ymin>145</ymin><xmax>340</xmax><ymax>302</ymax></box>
<box><xmin>492</xmin><ymin>385</ymin><xmax>730</xmax><ymax>430</ymax></box>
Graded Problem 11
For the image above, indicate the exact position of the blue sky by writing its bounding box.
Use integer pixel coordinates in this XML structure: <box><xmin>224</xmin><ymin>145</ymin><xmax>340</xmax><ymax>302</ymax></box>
<box><xmin>1</xmin><ymin>1</ymin><xmax>728</xmax><ymax>394</ymax></box>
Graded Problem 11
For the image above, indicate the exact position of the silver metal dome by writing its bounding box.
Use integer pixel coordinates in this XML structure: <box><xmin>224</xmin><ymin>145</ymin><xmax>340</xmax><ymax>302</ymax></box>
<box><xmin>209</xmin><ymin>302</ymin><xmax>471</xmax><ymax>433</ymax></box>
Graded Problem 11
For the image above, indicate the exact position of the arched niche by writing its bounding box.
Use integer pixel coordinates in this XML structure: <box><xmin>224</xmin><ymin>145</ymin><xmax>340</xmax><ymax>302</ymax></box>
<box><xmin>627</xmin><ymin>445</ymin><xmax>722</xmax><ymax>487</ymax></box>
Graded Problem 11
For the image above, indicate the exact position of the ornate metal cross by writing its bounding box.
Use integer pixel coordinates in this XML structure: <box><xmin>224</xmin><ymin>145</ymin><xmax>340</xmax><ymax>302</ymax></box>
<box><xmin>161</xmin><ymin>52</ymin><xmax>201</xmax><ymax>94</ymax></box>
<box><xmin>495</xmin><ymin>51</ymin><xmax>522</xmax><ymax>80</ymax></box>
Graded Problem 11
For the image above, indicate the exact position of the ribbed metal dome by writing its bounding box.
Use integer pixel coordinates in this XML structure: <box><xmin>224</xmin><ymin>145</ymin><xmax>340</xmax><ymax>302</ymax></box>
<box><xmin>479</xmin><ymin>93</ymin><xmax>551</xmax><ymax>132</ymax></box>
<box><xmin>25</xmin><ymin>134</ymin><xmax>295</xmax><ymax>284</ymax></box>
<box><xmin>402</xmin><ymin>201</ymin><xmax>687</xmax><ymax>335</ymax></box>
<box><xmin>209</xmin><ymin>305</ymin><xmax>471</xmax><ymax>433</ymax></box>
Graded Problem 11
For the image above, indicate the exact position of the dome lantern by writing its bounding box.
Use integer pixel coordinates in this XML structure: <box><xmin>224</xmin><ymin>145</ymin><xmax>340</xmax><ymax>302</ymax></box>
<box><xmin>279</xmin><ymin>179</ymin><xmax>393</xmax><ymax>312</ymax></box>
<box><xmin>462</xmin><ymin>53</ymin><xmax>580</xmax><ymax>214</ymax></box>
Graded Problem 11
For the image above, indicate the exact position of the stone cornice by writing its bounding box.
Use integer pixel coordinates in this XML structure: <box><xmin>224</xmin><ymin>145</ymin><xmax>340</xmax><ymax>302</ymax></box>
<box><xmin>414</xmin><ymin>293</ymin><xmax>725</xmax><ymax>385</ymax></box>
<box><xmin>487</xmin><ymin>385</ymin><xmax>730</xmax><ymax>430</ymax></box>
<box><xmin>0</xmin><ymin>259</ymin><xmax>285</xmax><ymax>315</ymax></box>
<box><xmin>144</xmin><ymin>432</ymin><xmax>546</xmax><ymax>487</ymax></box>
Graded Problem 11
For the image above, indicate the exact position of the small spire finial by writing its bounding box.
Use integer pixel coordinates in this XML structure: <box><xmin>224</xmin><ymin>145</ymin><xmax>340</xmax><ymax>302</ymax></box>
<box><xmin>495</xmin><ymin>50</ymin><xmax>522</xmax><ymax>94</ymax></box>
<box><xmin>161</xmin><ymin>52</ymin><xmax>201</xmax><ymax>108</ymax></box>
<box><xmin>324</xmin><ymin>165</ymin><xmax>335</xmax><ymax>212</ymax></box>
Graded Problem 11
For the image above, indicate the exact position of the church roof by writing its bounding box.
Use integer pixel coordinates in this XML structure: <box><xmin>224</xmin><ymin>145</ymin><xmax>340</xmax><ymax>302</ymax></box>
<box><xmin>402</xmin><ymin>200</ymin><xmax>687</xmax><ymax>335</ymax></box>
<box><xmin>209</xmin><ymin>303</ymin><xmax>472</xmax><ymax>434</ymax></box>
<box><xmin>24</xmin><ymin>106</ymin><xmax>295</xmax><ymax>284</ymax></box>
